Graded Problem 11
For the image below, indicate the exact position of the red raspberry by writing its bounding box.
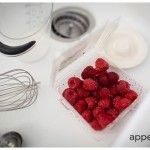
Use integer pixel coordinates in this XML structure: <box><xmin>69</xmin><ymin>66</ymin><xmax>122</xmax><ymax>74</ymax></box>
<box><xmin>116</xmin><ymin>80</ymin><xmax>130</xmax><ymax>94</ymax></box>
<box><xmin>92</xmin><ymin>107</ymin><xmax>104</xmax><ymax>118</ymax></box>
<box><xmin>85</xmin><ymin>97</ymin><xmax>98</xmax><ymax>110</ymax></box>
<box><xmin>62</xmin><ymin>88</ymin><xmax>78</xmax><ymax>105</ymax></box>
<box><xmin>96</xmin><ymin>70</ymin><xmax>108</xmax><ymax>77</ymax></box>
<box><xmin>98</xmin><ymin>98</ymin><xmax>111</xmax><ymax>108</ymax></box>
<box><xmin>97</xmin><ymin>113</ymin><xmax>114</xmax><ymax>128</ymax></box>
<box><xmin>77</xmin><ymin>98</ymin><xmax>83</xmax><ymax>102</ymax></box>
<box><xmin>108</xmin><ymin>72</ymin><xmax>119</xmax><ymax>85</ymax></box>
<box><xmin>76</xmin><ymin>88</ymin><xmax>90</xmax><ymax>98</ymax></box>
<box><xmin>91</xmin><ymin>90</ymin><xmax>99</xmax><ymax>98</ymax></box>
<box><xmin>82</xmin><ymin>110</ymin><xmax>93</xmax><ymax>123</ymax></box>
<box><xmin>113</xmin><ymin>96</ymin><xmax>131</xmax><ymax>111</ymax></box>
<box><xmin>83</xmin><ymin>79</ymin><xmax>98</xmax><ymax>91</ymax></box>
<box><xmin>125</xmin><ymin>90</ymin><xmax>138</xmax><ymax>101</ymax></box>
<box><xmin>107</xmin><ymin>108</ymin><xmax>119</xmax><ymax>119</ymax></box>
<box><xmin>112</xmin><ymin>96</ymin><xmax>121</xmax><ymax>102</ymax></box>
<box><xmin>119</xmin><ymin>98</ymin><xmax>131</xmax><ymax>110</ymax></box>
<box><xmin>95</xmin><ymin>58</ymin><xmax>109</xmax><ymax>71</ymax></box>
<box><xmin>81</xmin><ymin>66</ymin><xmax>97</xmax><ymax>79</ymax></box>
<box><xmin>112</xmin><ymin>96</ymin><xmax>121</xmax><ymax>110</ymax></box>
<box><xmin>74</xmin><ymin>100</ymin><xmax>87</xmax><ymax>114</ymax></box>
<box><xmin>110</xmin><ymin>85</ymin><xmax>118</xmax><ymax>96</ymax></box>
<box><xmin>92</xmin><ymin>76</ymin><xmax>99</xmax><ymax>83</ymax></box>
<box><xmin>99</xmin><ymin>75</ymin><xmax>109</xmax><ymax>87</ymax></box>
<box><xmin>99</xmin><ymin>87</ymin><xmax>112</xmax><ymax>98</ymax></box>
<box><xmin>90</xmin><ymin>120</ymin><xmax>102</xmax><ymax>131</ymax></box>
<box><xmin>68</xmin><ymin>77</ymin><xmax>82</xmax><ymax>89</ymax></box>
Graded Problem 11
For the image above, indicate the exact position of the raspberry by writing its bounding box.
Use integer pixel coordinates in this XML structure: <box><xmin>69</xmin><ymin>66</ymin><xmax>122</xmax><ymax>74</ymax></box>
<box><xmin>77</xmin><ymin>98</ymin><xmax>84</xmax><ymax>101</ymax></box>
<box><xmin>92</xmin><ymin>76</ymin><xmax>99</xmax><ymax>83</ymax></box>
<box><xmin>85</xmin><ymin>97</ymin><xmax>98</xmax><ymax>110</ymax></box>
<box><xmin>62</xmin><ymin>88</ymin><xmax>78</xmax><ymax>105</ymax></box>
<box><xmin>82</xmin><ymin>110</ymin><xmax>93</xmax><ymax>123</ymax></box>
<box><xmin>90</xmin><ymin>120</ymin><xmax>102</xmax><ymax>131</ymax></box>
<box><xmin>125</xmin><ymin>90</ymin><xmax>138</xmax><ymax>101</ymax></box>
<box><xmin>95</xmin><ymin>58</ymin><xmax>109</xmax><ymax>71</ymax></box>
<box><xmin>97</xmin><ymin>113</ymin><xmax>114</xmax><ymax>128</ymax></box>
<box><xmin>99</xmin><ymin>87</ymin><xmax>112</xmax><ymax>98</ymax></box>
<box><xmin>83</xmin><ymin>79</ymin><xmax>98</xmax><ymax>91</ymax></box>
<box><xmin>99</xmin><ymin>75</ymin><xmax>109</xmax><ymax>87</ymax></box>
<box><xmin>81</xmin><ymin>66</ymin><xmax>97</xmax><ymax>79</ymax></box>
<box><xmin>119</xmin><ymin>98</ymin><xmax>131</xmax><ymax>110</ymax></box>
<box><xmin>113</xmin><ymin>96</ymin><xmax>131</xmax><ymax>111</ymax></box>
<box><xmin>112</xmin><ymin>96</ymin><xmax>121</xmax><ymax>110</ymax></box>
<box><xmin>108</xmin><ymin>72</ymin><xmax>119</xmax><ymax>85</ymax></box>
<box><xmin>110</xmin><ymin>85</ymin><xmax>118</xmax><ymax>96</ymax></box>
<box><xmin>98</xmin><ymin>98</ymin><xmax>111</xmax><ymax>108</ymax></box>
<box><xmin>93</xmin><ymin>70</ymin><xmax>108</xmax><ymax>84</ymax></box>
<box><xmin>92</xmin><ymin>107</ymin><xmax>104</xmax><ymax>118</ymax></box>
<box><xmin>107</xmin><ymin>108</ymin><xmax>119</xmax><ymax>119</ymax></box>
<box><xmin>112</xmin><ymin>96</ymin><xmax>121</xmax><ymax>101</ymax></box>
<box><xmin>74</xmin><ymin>100</ymin><xmax>87</xmax><ymax>114</ymax></box>
<box><xmin>96</xmin><ymin>70</ymin><xmax>108</xmax><ymax>77</ymax></box>
<box><xmin>76</xmin><ymin>88</ymin><xmax>90</xmax><ymax>98</ymax></box>
<box><xmin>116</xmin><ymin>80</ymin><xmax>130</xmax><ymax>94</ymax></box>
<box><xmin>91</xmin><ymin>90</ymin><xmax>99</xmax><ymax>98</ymax></box>
<box><xmin>68</xmin><ymin>77</ymin><xmax>82</xmax><ymax>89</ymax></box>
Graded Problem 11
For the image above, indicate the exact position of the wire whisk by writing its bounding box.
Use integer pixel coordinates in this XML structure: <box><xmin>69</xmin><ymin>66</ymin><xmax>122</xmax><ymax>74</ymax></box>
<box><xmin>0</xmin><ymin>69</ymin><xmax>39</xmax><ymax>112</ymax></box>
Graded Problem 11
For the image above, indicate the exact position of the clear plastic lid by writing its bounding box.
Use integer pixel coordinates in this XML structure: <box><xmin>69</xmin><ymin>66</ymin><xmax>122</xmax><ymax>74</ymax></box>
<box><xmin>51</xmin><ymin>19</ymin><xmax>119</xmax><ymax>87</ymax></box>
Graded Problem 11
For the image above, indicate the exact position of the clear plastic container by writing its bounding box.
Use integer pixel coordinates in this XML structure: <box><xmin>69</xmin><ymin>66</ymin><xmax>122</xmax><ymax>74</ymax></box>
<box><xmin>51</xmin><ymin>22</ymin><xmax>144</xmax><ymax>140</ymax></box>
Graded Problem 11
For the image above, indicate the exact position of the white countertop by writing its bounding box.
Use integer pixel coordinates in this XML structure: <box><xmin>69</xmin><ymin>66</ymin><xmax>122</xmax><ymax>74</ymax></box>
<box><xmin>0</xmin><ymin>3</ymin><xmax>150</xmax><ymax>147</ymax></box>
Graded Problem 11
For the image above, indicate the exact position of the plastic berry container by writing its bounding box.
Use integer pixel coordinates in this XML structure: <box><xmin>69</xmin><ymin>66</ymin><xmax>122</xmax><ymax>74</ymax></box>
<box><xmin>51</xmin><ymin>22</ymin><xmax>144</xmax><ymax>140</ymax></box>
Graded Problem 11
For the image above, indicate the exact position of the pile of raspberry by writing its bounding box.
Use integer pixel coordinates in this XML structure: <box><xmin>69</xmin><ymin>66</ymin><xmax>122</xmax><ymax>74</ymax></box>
<box><xmin>62</xmin><ymin>58</ymin><xmax>138</xmax><ymax>131</ymax></box>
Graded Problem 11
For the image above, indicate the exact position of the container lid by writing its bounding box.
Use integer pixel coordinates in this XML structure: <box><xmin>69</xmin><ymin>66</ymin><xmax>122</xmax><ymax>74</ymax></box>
<box><xmin>51</xmin><ymin>18</ymin><xmax>148</xmax><ymax>87</ymax></box>
<box><xmin>104</xmin><ymin>28</ymin><xmax>148</xmax><ymax>68</ymax></box>
<box><xmin>50</xmin><ymin>19</ymin><xmax>119</xmax><ymax>87</ymax></box>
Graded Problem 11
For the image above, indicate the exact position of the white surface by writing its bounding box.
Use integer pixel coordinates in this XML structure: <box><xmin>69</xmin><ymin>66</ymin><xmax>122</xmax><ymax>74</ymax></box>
<box><xmin>113</xmin><ymin>92</ymin><xmax>150</xmax><ymax>147</ymax></box>
<box><xmin>0</xmin><ymin>3</ymin><xmax>150</xmax><ymax>147</ymax></box>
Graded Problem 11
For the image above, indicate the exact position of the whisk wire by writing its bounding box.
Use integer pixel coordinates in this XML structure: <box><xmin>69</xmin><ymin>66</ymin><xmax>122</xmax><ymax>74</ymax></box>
<box><xmin>0</xmin><ymin>69</ymin><xmax>39</xmax><ymax>111</ymax></box>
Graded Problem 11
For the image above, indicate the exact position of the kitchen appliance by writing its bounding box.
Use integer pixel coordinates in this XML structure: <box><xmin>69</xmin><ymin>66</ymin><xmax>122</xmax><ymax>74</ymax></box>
<box><xmin>0</xmin><ymin>3</ymin><xmax>53</xmax><ymax>62</ymax></box>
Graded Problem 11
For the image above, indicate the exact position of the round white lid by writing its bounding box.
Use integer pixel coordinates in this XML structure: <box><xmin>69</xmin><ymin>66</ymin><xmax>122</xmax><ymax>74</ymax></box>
<box><xmin>104</xmin><ymin>28</ymin><xmax>148</xmax><ymax>68</ymax></box>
